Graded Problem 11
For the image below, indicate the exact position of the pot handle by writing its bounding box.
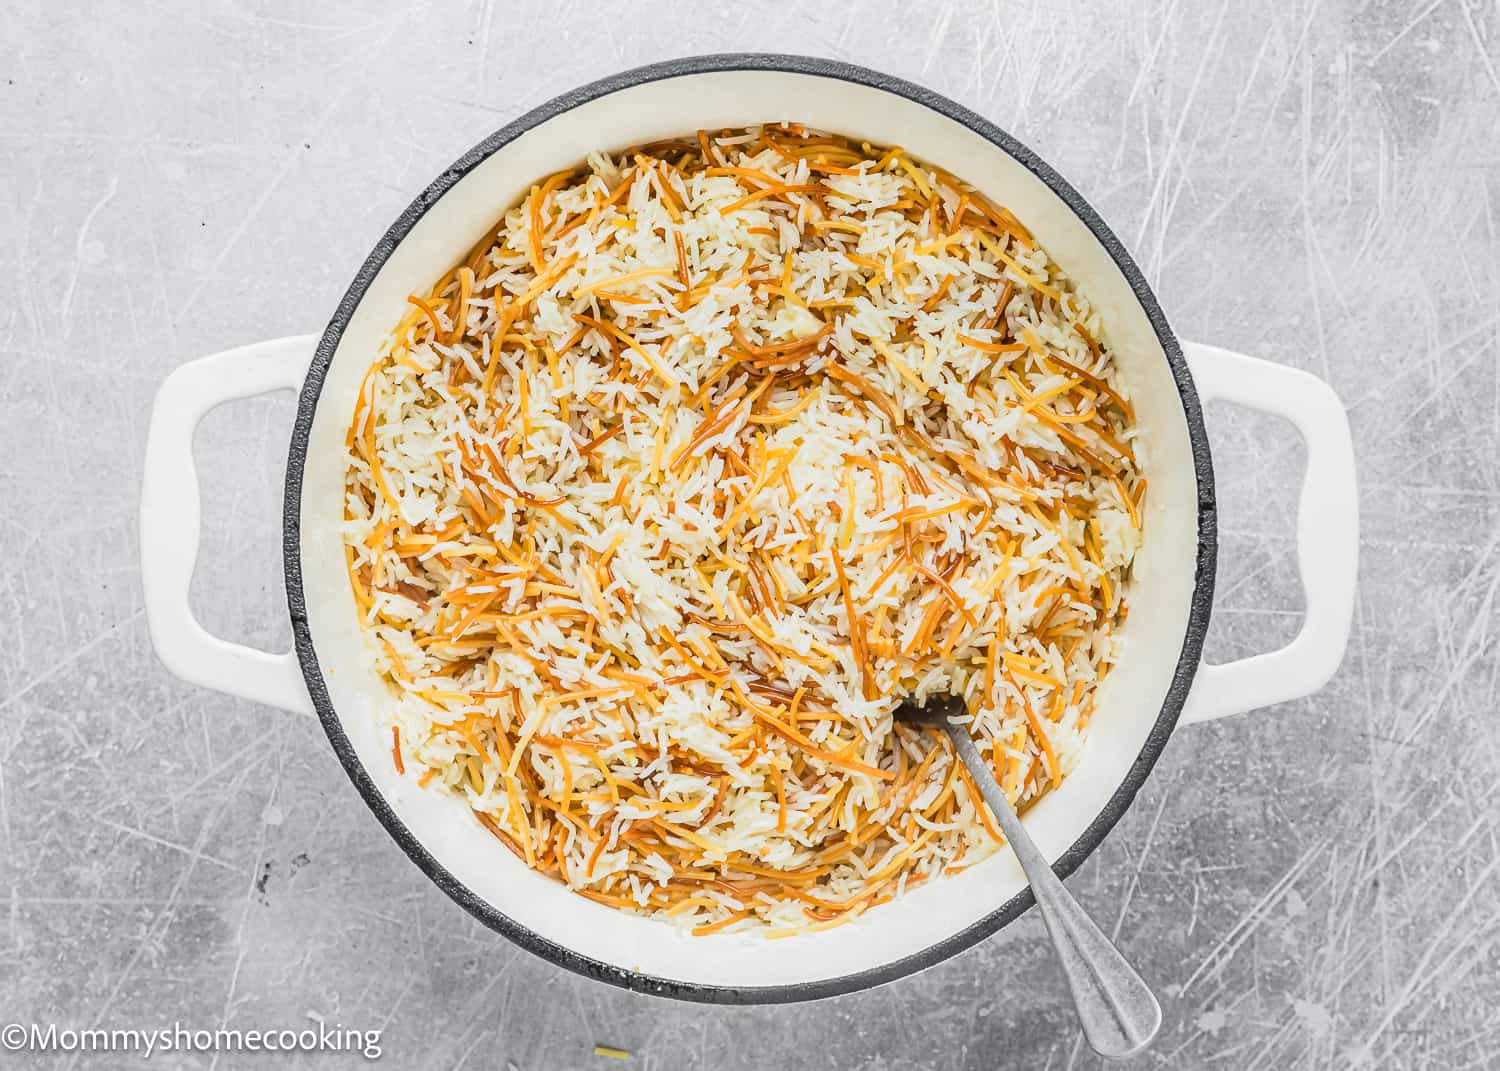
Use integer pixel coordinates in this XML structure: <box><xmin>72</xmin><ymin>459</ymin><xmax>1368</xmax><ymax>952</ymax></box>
<box><xmin>1178</xmin><ymin>342</ymin><xmax>1358</xmax><ymax>724</ymax></box>
<box><xmin>140</xmin><ymin>336</ymin><xmax>319</xmax><ymax>716</ymax></box>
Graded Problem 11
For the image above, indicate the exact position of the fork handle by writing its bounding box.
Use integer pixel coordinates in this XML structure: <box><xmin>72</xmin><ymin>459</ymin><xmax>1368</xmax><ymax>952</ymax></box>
<box><xmin>945</xmin><ymin>724</ymin><xmax>1162</xmax><ymax>1058</ymax></box>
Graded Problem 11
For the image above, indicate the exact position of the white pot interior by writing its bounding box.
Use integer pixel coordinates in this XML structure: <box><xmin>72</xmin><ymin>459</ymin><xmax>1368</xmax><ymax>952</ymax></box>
<box><xmin>294</xmin><ymin>66</ymin><xmax>1203</xmax><ymax>992</ymax></box>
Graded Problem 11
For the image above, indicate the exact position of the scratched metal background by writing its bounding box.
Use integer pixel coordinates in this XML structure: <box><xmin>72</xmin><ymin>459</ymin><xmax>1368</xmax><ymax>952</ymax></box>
<box><xmin>2</xmin><ymin>0</ymin><xmax>1497</xmax><ymax>1067</ymax></box>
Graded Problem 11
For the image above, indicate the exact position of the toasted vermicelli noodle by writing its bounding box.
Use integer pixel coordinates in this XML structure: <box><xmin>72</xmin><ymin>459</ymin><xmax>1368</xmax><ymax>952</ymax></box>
<box><xmin>341</xmin><ymin>125</ymin><xmax>1144</xmax><ymax>935</ymax></box>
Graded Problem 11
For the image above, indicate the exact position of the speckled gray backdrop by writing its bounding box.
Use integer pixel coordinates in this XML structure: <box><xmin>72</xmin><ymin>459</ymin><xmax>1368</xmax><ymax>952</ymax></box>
<box><xmin>1</xmin><ymin>0</ymin><xmax>1497</xmax><ymax>1068</ymax></box>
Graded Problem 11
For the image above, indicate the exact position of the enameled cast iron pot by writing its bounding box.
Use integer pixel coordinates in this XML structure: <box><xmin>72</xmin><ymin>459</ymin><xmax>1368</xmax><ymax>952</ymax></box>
<box><xmin>140</xmin><ymin>54</ymin><xmax>1359</xmax><ymax>1003</ymax></box>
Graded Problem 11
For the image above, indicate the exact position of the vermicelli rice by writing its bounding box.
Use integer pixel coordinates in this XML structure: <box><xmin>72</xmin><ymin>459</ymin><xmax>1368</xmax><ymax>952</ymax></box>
<box><xmin>341</xmin><ymin>124</ymin><xmax>1144</xmax><ymax>935</ymax></box>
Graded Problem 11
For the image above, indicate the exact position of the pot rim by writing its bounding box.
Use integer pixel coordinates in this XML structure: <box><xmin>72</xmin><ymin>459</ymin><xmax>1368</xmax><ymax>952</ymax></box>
<box><xmin>282</xmin><ymin>51</ymin><xmax>1217</xmax><ymax>1005</ymax></box>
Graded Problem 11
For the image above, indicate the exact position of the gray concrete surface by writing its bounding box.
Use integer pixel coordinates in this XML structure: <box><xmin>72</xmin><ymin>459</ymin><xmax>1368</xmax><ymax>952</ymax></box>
<box><xmin>2</xmin><ymin>1</ymin><xmax>1498</xmax><ymax>1067</ymax></box>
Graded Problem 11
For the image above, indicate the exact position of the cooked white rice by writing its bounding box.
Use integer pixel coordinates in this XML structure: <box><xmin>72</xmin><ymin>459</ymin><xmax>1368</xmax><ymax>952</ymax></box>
<box><xmin>341</xmin><ymin>125</ymin><xmax>1144</xmax><ymax>935</ymax></box>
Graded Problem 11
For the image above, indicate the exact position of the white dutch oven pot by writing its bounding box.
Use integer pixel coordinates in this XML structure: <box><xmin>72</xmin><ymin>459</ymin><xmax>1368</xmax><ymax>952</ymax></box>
<box><xmin>139</xmin><ymin>55</ymin><xmax>1358</xmax><ymax>1002</ymax></box>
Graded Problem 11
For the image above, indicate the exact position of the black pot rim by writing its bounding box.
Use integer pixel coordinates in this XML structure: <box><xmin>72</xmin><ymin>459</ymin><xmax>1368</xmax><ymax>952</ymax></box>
<box><xmin>283</xmin><ymin>52</ymin><xmax>1217</xmax><ymax>1006</ymax></box>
